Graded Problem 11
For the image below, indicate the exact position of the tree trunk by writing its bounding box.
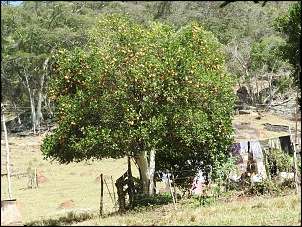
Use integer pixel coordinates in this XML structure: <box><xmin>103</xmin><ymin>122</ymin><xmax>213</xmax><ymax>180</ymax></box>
<box><xmin>30</xmin><ymin>96</ymin><xmax>36</xmax><ymax>134</ymax></box>
<box><xmin>46</xmin><ymin>96</ymin><xmax>54</xmax><ymax>119</ymax></box>
<box><xmin>23</xmin><ymin>71</ymin><xmax>36</xmax><ymax>134</ymax></box>
<box><xmin>268</xmin><ymin>74</ymin><xmax>273</xmax><ymax>108</ymax></box>
<box><xmin>35</xmin><ymin>58</ymin><xmax>49</xmax><ymax>130</ymax></box>
<box><xmin>135</xmin><ymin>148</ymin><xmax>157</xmax><ymax>195</ymax></box>
<box><xmin>149</xmin><ymin>148</ymin><xmax>156</xmax><ymax>195</ymax></box>
<box><xmin>135</xmin><ymin>150</ymin><xmax>150</xmax><ymax>194</ymax></box>
<box><xmin>13</xmin><ymin>102</ymin><xmax>21</xmax><ymax>125</ymax></box>
<box><xmin>231</xmin><ymin>43</ymin><xmax>254</xmax><ymax>105</ymax></box>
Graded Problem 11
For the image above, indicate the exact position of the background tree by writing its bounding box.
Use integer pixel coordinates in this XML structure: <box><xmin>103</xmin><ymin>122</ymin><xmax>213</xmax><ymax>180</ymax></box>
<box><xmin>1</xmin><ymin>1</ymin><xmax>96</xmax><ymax>132</ymax></box>
<box><xmin>219</xmin><ymin>1</ymin><xmax>268</xmax><ymax>8</ymax></box>
<box><xmin>274</xmin><ymin>1</ymin><xmax>301</xmax><ymax>87</ymax></box>
<box><xmin>250</xmin><ymin>35</ymin><xmax>292</xmax><ymax>105</ymax></box>
<box><xmin>203</xmin><ymin>1</ymin><xmax>295</xmax><ymax>106</ymax></box>
<box><xmin>41</xmin><ymin>14</ymin><xmax>236</xmax><ymax>194</ymax></box>
<box><xmin>215</xmin><ymin>1</ymin><xmax>299</xmax><ymax>107</ymax></box>
<box><xmin>136</xmin><ymin>1</ymin><xmax>295</xmax><ymax>107</ymax></box>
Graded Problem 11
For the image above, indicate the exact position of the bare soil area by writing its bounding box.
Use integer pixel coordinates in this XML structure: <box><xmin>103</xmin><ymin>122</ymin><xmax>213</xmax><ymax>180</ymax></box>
<box><xmin>232</xmin><ymin>111</ymin><xmax>301</xmax><ymax>142</ymax></box>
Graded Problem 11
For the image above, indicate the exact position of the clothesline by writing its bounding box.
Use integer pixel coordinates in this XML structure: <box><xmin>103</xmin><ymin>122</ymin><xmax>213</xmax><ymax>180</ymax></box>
<box><xmin>234</xmin><ymin>133</ymin><xmax>301</xmax><ymax>143</ymax></box>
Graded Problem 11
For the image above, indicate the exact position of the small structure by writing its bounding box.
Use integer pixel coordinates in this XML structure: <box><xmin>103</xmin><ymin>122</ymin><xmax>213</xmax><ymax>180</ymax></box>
<box><xmin>1</xmin><ymin>199</ymin><xmax>23</xmax><ymax>226</ymax></box>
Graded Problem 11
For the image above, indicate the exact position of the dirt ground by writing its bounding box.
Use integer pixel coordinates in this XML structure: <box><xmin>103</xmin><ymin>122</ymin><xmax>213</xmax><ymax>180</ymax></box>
<box><xmin>232</xmin><ymin>111</ymin><xmax>301</xmax><ymax>142</ymax></box>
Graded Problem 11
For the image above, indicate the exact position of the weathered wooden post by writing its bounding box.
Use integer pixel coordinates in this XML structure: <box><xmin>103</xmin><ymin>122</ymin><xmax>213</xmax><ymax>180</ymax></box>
<box><xmin>1</xmin><ymin>200</ymin><xmax>22</xmax><ymax>226</ymax></box>
<box><xmin>1</xmin><ymin>103</ymin><xmax>23</xmax><ymax>226</ymax></box>
<box><xmin>99</xmin><ymin>174</ymin><xmax>104</xmax><ymax>218</ymax></box>
<box><xmin>167</xmin><ymin>170</ymin><xmax>176</xmax><ymax>210</ymax></box>
<box><xmin>115</xmin><ymin>172</ymin><xmax>127</xmax><ymax>213</ymax></box>
<box><xmin>111</xmin><ymin>176</ymin><xmax>117</xmax><ymax>210</ymax></box>
<box><xmin>127</xmin><ymin>156</ymin><xmax>134</xmax><ymax>208</ymax></box>
<box><xmin>1</xmin><ymin>103</ymin><xmax>12</xmax><ymax>199</ymax></box>
<box><xmin>293</xmin><ymin>80</ymin><xmax>300</xmax><ymax>194</ymax></box>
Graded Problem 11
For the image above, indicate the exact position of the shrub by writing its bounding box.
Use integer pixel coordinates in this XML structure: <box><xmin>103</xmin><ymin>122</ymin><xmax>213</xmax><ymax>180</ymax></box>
<box><xmin>131</xmin><ymin>193</ymin><xmax>173</xmax><ymax>209</ymax></box>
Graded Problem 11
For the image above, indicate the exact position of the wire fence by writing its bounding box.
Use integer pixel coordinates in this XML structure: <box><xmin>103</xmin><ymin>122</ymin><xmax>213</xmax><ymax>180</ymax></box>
<box><xmin>96</xmin><ymin>174</ymin><xmax>174</xmax><ymax>216</ymax></box>
<box><xmin>96</xmin><ymin>167</ymin><xmax>219</xmax><ymax>216</ymax></box>
<box><xmin>97</xmin><ymin>154</ymin><xmax>299</xmax><ymax>216</ymax></box>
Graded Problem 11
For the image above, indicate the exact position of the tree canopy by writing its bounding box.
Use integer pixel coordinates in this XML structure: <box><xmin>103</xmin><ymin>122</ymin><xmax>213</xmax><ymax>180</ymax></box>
<box><xmin>274</xmin><ymin>1</ymin><xmax>301</xmax><ymax>86</ymax></box>
<box><xmin>41</xmin><ymin>14</ymin><xmax>236</xmax><ymax>192</ymax></box>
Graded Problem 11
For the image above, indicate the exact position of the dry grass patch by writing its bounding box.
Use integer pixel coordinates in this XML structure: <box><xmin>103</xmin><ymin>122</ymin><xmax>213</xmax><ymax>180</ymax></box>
<box><xmin>1</xmin><ymin>135</ymin><xmax>140</xmax><ymax>224</ymax></box>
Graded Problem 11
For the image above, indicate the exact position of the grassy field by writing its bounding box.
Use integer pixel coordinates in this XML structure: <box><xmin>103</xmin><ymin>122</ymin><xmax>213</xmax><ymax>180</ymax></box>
<box><xmin>1</xmin><ymin>111</ymin><xmax>301</xmax><ymax>226</ymax></box>
<box><xmin>1</xmin><ymin>135</ymin><xmax>140</xmax><ymax>224</ymax></box>
<box><xmin>69</xmin><ymin>193</ymin><xmax>301</xmax><ymax>226</ymax></box>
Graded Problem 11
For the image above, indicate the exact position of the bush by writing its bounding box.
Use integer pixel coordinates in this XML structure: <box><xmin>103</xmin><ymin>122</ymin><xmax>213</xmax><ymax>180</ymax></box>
<box><xmin>132</xmin><ymin>193</ymin><xmax>173</xmax><ymax>209</ymax></box>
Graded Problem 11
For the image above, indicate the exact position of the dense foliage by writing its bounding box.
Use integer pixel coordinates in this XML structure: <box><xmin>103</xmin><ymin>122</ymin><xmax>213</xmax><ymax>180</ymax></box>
<box><xmin>275</xmin><ymin>1</ymin><xmax>301</xmax><ymax>86</ymax></box>
<box><xmin>41</xmin><ymin>14</ymin><xmax>236</xmax><ymax>188</ymax></box>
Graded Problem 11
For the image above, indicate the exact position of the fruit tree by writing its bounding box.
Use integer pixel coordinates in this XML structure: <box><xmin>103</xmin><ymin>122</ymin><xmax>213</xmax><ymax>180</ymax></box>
<box><xmin>41</xmin><ymin>14</ymin><xmax>236</xmax><ymax>194</ymax></box>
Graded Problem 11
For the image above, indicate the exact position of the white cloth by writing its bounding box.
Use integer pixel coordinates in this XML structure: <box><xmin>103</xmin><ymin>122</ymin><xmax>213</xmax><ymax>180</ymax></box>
<box><xmin>269</xmin><ymin>137</ymin><xmax>282</xmax><ymax>151</ymax></box>
<box><xmin>239</xmin><ymin>141</ymin><xmax>249</xmax><ymax>153</ymax></box>
<box><xmin>250</xmin><ymin>140</ymin><xmax>263</xmax><ymax>162</ymax></box>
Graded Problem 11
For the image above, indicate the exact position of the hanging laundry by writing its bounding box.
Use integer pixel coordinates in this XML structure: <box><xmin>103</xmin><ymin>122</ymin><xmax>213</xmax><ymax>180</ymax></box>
<box><xmin>269</xmin><ymin>137</ymin><xmax>282</xmax><ymax>151</ymax></box>
<box><xmin>250</xmin><ymin>140</ymin><xmax>263</xmax><ymax>162</ymax></box>
<box><xmin>259</xmin><ymin>139</ymin><xmax>269</xmax><ymax>151</ymax></box>
<box><xmin>229</xmin><ymin>141</ymin><xmax>249</xmax><ymax>180</ymax></box>
<box><xmin>231</xmin><ymin>143</ymin><xmax>243</xmax><ymax>164</ymax></box>
<box><xmin>279</xmin><ymin>135</ymin><xmax>294</xmax><ymax>154</ymax></box>
<box><xmin>250</xmin><ymin>140</ymin><xmax>267</xmax><ymax>179</ymax></box>
<box><xmin>239</xmin><ymin>141</ymin><xmax>249</xmax><ymax>153</ymax></box>
<box><xmin>190</xmin><ymin>170</ymin><xmax>205</xmax><ymax>195</ymax></box>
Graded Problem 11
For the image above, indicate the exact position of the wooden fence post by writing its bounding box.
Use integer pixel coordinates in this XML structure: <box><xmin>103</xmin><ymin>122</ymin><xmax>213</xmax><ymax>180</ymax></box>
<box><xmin>1</xmin><ymin>104</ymin><xmax>13</xmax><ymax>199</ymax></box>
<box><xmin>171</xmin><ymin>168</ymin><xmax>177</xmax><ymax>203</ymax></box>
<box><xmin>293</xmin><ymin>84</ymin><xmax>299</xmax><ymax>194</ymax></box>
<box><xmin>99</xmin><ymin>174</ymin><xmax>104</xmax><ymax>218</ymax></box>
<box><xmin>167</xmin><ymin>170</ymin><xmax>176</xmax><ymax>210</ymax></box>
<box><xmin>111</xmin><ymin>176</ymin><xmax>117</xmax><ymax>210</ymax></box>
<box><xmin>127</xmin><ymin>156</ymin><xmax>134</xmax><ymax>208</ymax></box>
